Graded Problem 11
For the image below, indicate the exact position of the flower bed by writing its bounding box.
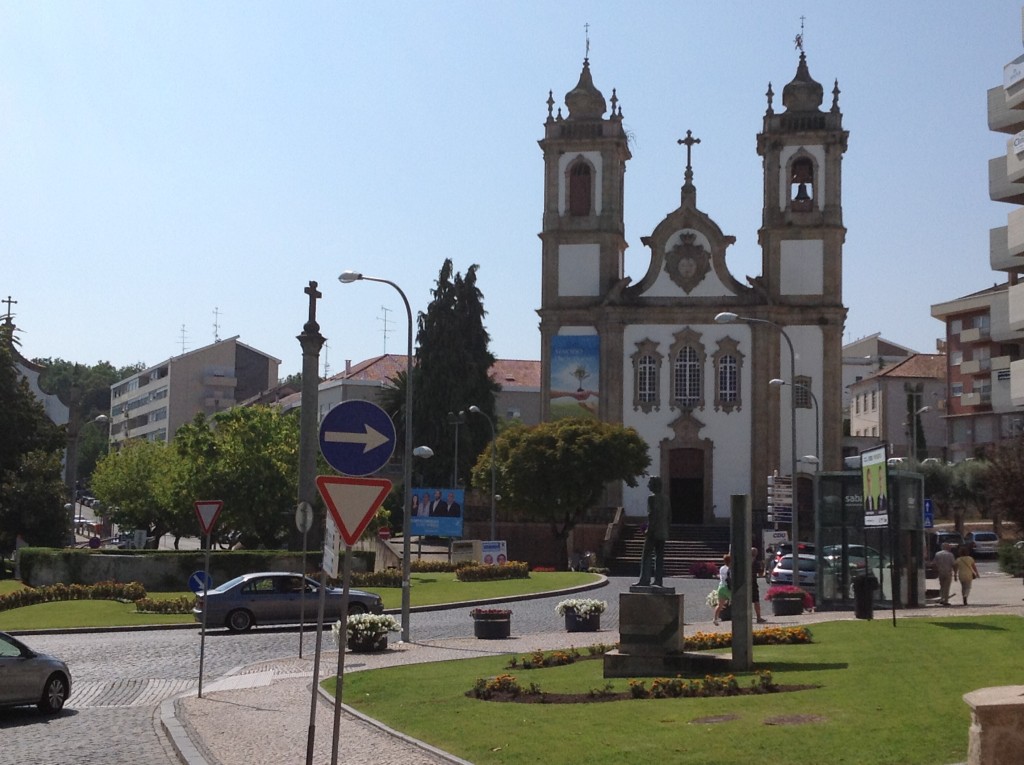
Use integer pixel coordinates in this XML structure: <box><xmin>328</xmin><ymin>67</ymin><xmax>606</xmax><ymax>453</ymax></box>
<box><xmin>765</xmin><ymin>585</ymin><xmax>814</xmax><ymax>609</ymax></box>
<box><xmin>554</xmin><ymin>598</ymin><xmax>607</xmax><ymax>617</ymax></box>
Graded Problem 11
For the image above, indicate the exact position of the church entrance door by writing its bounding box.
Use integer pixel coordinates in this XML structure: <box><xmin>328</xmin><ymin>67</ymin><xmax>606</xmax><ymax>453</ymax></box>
<box><xmin>668</xmin><ymin>448</ymin><xmax>704</xmax><ymax>524</ymax></box>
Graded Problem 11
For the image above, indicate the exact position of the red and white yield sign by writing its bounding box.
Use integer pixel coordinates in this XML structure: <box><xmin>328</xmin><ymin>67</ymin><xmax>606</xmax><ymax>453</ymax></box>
<box><xmin>316</xmin><ymin>476</ymin><xmax>392</xmax><ymax>546</ymax></box>
<box><xmin>194</xmin><ymin>500</ymin><xmax>224</xmax><ymax>536</ymax></box>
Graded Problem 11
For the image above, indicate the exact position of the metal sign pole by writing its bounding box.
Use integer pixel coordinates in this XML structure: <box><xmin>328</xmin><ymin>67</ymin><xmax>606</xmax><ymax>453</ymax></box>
<box><xmin>299</xmin><ymin>525</ymin><xmax>308</xmax><ymax>658</ymax></box>
<box><xmin>304</xmin><ymin>566</ymin><xmax>329</xmax><ymax>765</ymax></box>
<box><xmin>330</xmin><ymin>544</ymin><xmax>353</xmax><ymax>765</ymax></box>
<box><xmin>198</xmin><ymin>530</ymin><xmax>211</xmax><ymax>698</ymax></box>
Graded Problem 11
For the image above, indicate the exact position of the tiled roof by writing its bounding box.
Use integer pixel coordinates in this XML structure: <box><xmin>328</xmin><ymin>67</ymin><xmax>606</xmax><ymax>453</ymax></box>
<box><xmin>323</xmin><ymin>354</ymin><xmax>541</xmax><ymax>390</ymax></box>
<box><xmin>868</xmin><ymin>353</ymin><xmax>946</xmax><ymax>381</ymax></box>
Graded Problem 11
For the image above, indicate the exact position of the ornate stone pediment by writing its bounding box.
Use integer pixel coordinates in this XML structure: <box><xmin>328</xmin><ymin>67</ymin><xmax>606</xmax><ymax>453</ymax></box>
<box><xmin>664</xmin><ymin>231</ymin><xmax>711</xmax><ymax>293</ymax></box>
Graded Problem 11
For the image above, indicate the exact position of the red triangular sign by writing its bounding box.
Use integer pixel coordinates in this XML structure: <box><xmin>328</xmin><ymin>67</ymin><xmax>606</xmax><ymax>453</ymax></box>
<box><xmin>316</xmin><ymin>475</ymin><xmax>392</xmax><ymax>546</ymax></box>
<box><xmin>194</xmin><ymin>500</ymin><xmax>223</xmax><ymax>535</ymax></box>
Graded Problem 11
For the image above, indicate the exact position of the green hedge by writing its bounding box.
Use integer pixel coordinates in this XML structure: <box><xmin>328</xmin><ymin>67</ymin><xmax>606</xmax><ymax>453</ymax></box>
<box><xmin>455</xmin><ymin>561</ymin><xmax>530</xmax><ymax>581</ymax></box>
<box><xmin>0</xmin><ymin>580</ymin><xmax>147</xmax><ymax>612</ymax></box>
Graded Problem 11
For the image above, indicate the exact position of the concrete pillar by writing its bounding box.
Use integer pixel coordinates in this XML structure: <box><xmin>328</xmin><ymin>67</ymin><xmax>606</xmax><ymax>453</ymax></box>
<box><xmin>963</xmin><ymin>685</ymin><xmax>1024</xmax><ymax>765</ymax></box>
<box><xmin>730</xmin><ymin>494</ymin><xmax>753</xmax><ymax>671</ymax></box>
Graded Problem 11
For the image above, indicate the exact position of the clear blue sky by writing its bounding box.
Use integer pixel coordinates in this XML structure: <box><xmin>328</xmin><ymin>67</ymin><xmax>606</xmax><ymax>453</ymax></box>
<box><xmin>3</xmin><ymin>2</ymin><xmax>1021</xmax><ymax>379</ymax></box>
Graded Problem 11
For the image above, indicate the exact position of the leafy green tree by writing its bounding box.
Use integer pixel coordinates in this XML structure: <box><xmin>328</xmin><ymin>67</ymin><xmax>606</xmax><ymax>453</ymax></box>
<box><xmin>34</xmin><ymin>358</ymin><xmax>145</xmax><ymax>487</ymax></box>
<box><xmin>382</xmin><ymin>260</ymin><xmax>499</xmax><ymax>488</ymax></box>
<box><xmin>0</xmin><ymin>328</ymin><xmax>68</xmax><ymax>550</ymax></box>
<box><xmin>986</xmin><ymin>436</ymin><xmax>1024</xmax><ymax>538</ymax></box>
<box><xmin>470</xmin><ymin>417</ymin><xmax>650</xmax><ymax>568</ymax></box>
<box><xmin>918</xmin><ymin>459</ymin><xmax>957</xmax><ymax>529</ymax></box>
<box><xmin>173</xmin><ymin>406</ymin><xmax>301</xmax><ymax>548</ymax></box>
<box><xmin>90</xmin><ymin>440</ymin><xmax>179</xmax><ymax>546</ymax></box>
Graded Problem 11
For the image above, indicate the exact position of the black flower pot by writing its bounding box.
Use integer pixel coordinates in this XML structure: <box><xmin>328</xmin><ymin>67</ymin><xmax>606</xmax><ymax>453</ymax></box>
<box><xmin>472</xmin><ymin>613</ymin><xmax>511</xmax><ymax>639</ymax></box>
<box><xmin>564</xmin><ymin>610</ymin><xmax>600</xmax><ymax>632</ymax></box>
<box><xmin>347</xmin><ymin>633</ymin><xmax>388</xmax><ymax>652</ymax></box>
<box><xmin>770</xmin><ymin>596</ymin><xmax>804</xmax><ymax>616</ymax></box>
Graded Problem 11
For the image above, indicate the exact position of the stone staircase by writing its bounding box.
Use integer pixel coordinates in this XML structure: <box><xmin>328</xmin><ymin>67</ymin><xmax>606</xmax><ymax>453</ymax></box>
<box><xmin>609</xmin><ymin>524</ymin><xmax>731</xmax><ymax>578</ymax></box>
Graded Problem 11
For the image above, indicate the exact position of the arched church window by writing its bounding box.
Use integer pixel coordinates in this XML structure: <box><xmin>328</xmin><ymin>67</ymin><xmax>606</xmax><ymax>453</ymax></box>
<box><xmin>630</xmin><ymin>339</ymin><xmax>662</xmax><ymax>414</ymax></box>
<box><xmin>789</xmin><ymin>156</ymin><xmax>814</xmax><ymax>212</ymax></box>
<box><xmin>568</xmin><ymin>160</ymin><xmax>593</xmax><ymax>216</ymax></box>
<box><xmin>669</xmin><ymin>328</ymin><xmax>706</xmax><ymax>411</ymax></box>
<box><xmin>713</xmin><ymin>337</ymin><xmax>744</xmax><ymax>413</ymax></box>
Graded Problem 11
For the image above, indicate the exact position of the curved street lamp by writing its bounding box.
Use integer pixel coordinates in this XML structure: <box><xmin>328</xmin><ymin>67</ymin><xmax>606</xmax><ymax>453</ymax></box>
<box><xmin>467</xmin><ymin>405</ymin><xmax>497</xmax><ymax>540</ymax></box>
<box><xmin>338</xmin><ymin>270</ymin><xmax>415</xmax><ymax>642</ymax></box>
<box><xmin>715</xmin><ymin>312</ymin><xmax>799</xmax><ymax>547</ymax></box>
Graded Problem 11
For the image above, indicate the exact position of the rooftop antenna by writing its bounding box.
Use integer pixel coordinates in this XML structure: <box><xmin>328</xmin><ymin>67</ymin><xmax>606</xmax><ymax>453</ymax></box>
<box><xmin>323</xmin><ymin>341</ymin><xmax>331</xmax><ymax>378</ymax></box>
<box><xmin>179</xmin><ymin>324</ymin><xmax>189</xmax><ymax>355</ymax></box>
<box><xmin>213</xmin><ymin>307</ymin><xmax>222</xmax><ymax>342</ymax></box>
<box><xmin>379</xmin><ymin>305</ymin><xmax>393</xmax><ymax>354</ymax></box>
<box><xmin>584</xmin><ymin>22</ymin><xmax>590</xmax><ymax>59</ymax></box>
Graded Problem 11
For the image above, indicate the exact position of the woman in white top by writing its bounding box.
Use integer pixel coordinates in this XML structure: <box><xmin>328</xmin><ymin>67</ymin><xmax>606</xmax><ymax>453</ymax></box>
<box><xmin>713</xmin><ymin>552</ymin><xmax>732</xmax><ymax>626</ymax></box>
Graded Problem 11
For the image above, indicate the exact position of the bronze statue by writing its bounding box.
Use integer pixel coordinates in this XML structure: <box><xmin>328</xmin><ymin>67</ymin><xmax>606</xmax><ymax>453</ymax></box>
<box><xmin>634</xmin><ymin>476</ymin><xmax>669</xmax><ymax>588</ymax></box>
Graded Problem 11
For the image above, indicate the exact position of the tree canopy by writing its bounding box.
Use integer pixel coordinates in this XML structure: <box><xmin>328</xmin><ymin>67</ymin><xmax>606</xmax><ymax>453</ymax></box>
<box><xmin>470</xmin><ymin>417</ymin><xmax>650</xmax><ymax>567</ymax></box>
<box><xmin>0</xmin><ymin>327</ymin><xmax>68</xmax><ymax>550</ymax></box>
<box><xmin>382</xmin><ymin>259</ymin><xmax>499</xmax><ymax>488</ymax></box>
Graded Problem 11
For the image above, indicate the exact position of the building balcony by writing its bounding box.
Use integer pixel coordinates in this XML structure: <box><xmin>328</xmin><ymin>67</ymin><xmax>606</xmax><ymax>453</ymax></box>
<box><xmin>989</xmin><ymin>85</ymin><xmax>1024</xmax><ymax>133</ymax></box>
<box><xmin>991</xmin><ymin>373</ymin><xmax>1014</xmax><ymax>411</ymax></box>
<box><xmin>992</xmin><ymin>355</ymin><xmax>1012</xmax><ymax>371</ymax></box>
<box><xmin>960</xmin><ymin>392</ymin><xmax>990</xmax><ymax>408</ymax></box>
<box><xmin>960</xmin><ymin>359</ymin><xmax>990</xmax><ymax>375</ymax></box>
<box><xmin>1011</xmin><ymin>282</ymin><xmax>1024</xmax><ymax>333</ymax></box>
<box><xmin>1011</xmin><ymin>359</ymin><xmax>1024</xmax><ymax>407</ymax></box>
<box><xmin>959</xmin><ymin>327</ymin><xmax>990</xmax><ymax>344</ymax></box>
<box><xmin>1008</xmin><ymin>137</ymin><xmax>1024</xmax><ymax>184</ymax></box>
<box><xmin>990</xmin><ymin>156</ymin><xmax>1024</xmax><ymax>205</ymax></box>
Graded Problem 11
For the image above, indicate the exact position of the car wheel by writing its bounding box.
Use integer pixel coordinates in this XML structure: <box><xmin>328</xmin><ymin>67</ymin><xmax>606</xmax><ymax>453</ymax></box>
<box><xmin>226</xmin><ymin>609</ymin><xmax>254</xmax><ymax>632</ymax></box>
<box><xmin>347</xmin><ymin>602</ymin><xmax>368</xmax><ymax>615</ymax></box>
<box><xmin>38</xmin><ymin>673</ymin><xmax>69</xmax><ymax>713</ymax></box>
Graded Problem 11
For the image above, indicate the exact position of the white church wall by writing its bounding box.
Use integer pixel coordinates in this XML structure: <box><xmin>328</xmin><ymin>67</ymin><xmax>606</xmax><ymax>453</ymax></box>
<box><xmin>644</xmin><ymin>229</ymin><xmax>733</xmax><ymax>298</ymax></box>
<box><xmin>620</xmin><ymin>323</ymin><xmax>753</xmax><ymax>521</ymax></box>
<box><xmin>780</xmin><ymin>239</ymin><xmax>824</xmax><ymax>295</ymax></box>
<box><xmin>777</xmin><ymin>325</ymin><xmax>825</xmax><ymax>476</ymax></box>
<box><xmin>557</xmin><ymin>243</ymin><xmax>601</xmax><ymax>296</ymax></box>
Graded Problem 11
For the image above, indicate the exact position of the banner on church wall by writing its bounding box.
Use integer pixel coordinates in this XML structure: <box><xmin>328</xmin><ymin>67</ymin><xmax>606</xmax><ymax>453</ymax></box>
<box><xmin>549</xmin><ymin>335</ymin><xmax>599</xmax><ymax>420</ymax></box>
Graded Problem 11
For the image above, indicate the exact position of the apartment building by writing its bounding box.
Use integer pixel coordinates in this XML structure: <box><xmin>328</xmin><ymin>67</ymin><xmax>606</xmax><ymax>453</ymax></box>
<box><xmin>928</xmin><ymin>11</ymin><xmax>1024</xmax><ymax>461</ymax></box>
<box><xmin>109</xmin><ymin>336</ymin><xmax>280</xmax><ymax>444</ymax></box>
<box><xmin>847</xmin><ymin>354</ymin><xmax>946</xmax><ymax>460</ymax></box>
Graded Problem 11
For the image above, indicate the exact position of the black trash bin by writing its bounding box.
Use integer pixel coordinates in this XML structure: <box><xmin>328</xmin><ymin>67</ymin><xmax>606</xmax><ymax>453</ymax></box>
<box><xmin>853</xmin><ymin>574</ymin><xmax>877</xmax><ymax>620</ymax></box>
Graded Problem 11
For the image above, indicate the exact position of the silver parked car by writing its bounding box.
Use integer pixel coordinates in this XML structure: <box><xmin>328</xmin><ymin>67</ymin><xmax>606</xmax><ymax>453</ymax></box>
<box><xmin>0</xmin><ymin>631</ymin><xmax>72</xmax><ymax>713</ymax></box>
<box><xmin>192</xmin><ymin>571</ymin><xmax>384</xmax><ymax>632</ymax></box>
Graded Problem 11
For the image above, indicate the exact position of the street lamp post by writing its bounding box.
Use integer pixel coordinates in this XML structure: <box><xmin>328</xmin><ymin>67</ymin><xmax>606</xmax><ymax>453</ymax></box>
<box><xmin>911</xmin><ymin>404</ymin><xmax>931</xmax><ymax>462</ymax></box>
<box><xmin>771</xmin><ymin>378</ymin><xmax>819</xmax><ymax>464</ymax></box>
<box><xmin>447</xmin><ymin>411</ymin><xmax>465</xmax><ymax>487</ymax></box>
<box><xmin>715</xmin><ymin>312</ymin><xmax>799</xmax><ymax>546</ymax></box>
<box><xmin>338</xmin><ymin>270</ymin><xmax>415</xmax><ymax>642</ymax></box>
<box><xmin>467</xmin><ymin>405</ymin><xmax>497</xmax><ymax>540</ymax></box>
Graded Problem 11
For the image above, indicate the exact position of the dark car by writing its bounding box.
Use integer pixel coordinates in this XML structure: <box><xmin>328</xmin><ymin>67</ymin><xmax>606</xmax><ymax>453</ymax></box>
<box><xmin>193</xmin><ymin>571</ymin><xmax>384</xmax><ymax>632</ymax></box>
<box><xmin>0</xmin><ymin>631</ymin><xmax>72</xmax><ymax>713</ymax></box>
<box><xmin>927</xmin><ymin>531</ymin><xmax>964</xmax><ymax>559</ymax></box>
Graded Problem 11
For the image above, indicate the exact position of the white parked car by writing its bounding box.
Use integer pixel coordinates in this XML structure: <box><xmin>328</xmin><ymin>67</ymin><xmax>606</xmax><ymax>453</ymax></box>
<box><xmin>964</xmin><ymin>531</ymin><xmax>999</xmax><ymax>558</ymax></box>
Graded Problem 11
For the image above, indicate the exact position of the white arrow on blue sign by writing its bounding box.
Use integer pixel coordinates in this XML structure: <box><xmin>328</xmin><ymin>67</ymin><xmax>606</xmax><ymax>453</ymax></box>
<box><xmin>188</xmin><ymin>570</ymin><xmax>212</xmax><ymax>594</ymax></box>
<box><xmin>318</xmin><ymin>399</ymin><xmax>397</xmax><ymax>476</ymax></box>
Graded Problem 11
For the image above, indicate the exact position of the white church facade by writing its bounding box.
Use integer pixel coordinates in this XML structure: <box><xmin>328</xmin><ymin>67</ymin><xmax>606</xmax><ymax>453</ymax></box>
<box><xmin>537</xmin><ymin>49</ymin><xmax>849</xmax><ymax>537</ymax></box>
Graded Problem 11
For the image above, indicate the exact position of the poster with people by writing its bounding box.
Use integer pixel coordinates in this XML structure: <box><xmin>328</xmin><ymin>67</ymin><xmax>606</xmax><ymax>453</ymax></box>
<box><xmin>409</xmin><ymin>487</ymin><xmax>464</xmax><ymax>538</ymax></box>
<box><xmin>481</xmin><ymin>540</ymin><xmax>508</xmax><ymax>566</ymax></box>
<box><xmin>861</xmin><ymin>445</ymin><xmax>889</xmax><ymax>528</ymax></box>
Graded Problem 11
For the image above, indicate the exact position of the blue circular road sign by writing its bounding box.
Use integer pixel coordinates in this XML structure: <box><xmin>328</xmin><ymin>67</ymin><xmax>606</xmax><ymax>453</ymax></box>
<box><xmin>189</xmin><ymin>570</ymin><xmax>213</xmax><ymax>594</ymax></box>
<box><xmin>318</xmin><ymin>399</ymin><xmax>397</xmax><ymax>476</ymax></box>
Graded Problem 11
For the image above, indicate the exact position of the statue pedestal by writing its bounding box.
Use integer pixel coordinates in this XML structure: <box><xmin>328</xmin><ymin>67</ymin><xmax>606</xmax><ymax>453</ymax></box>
<box><xmin>603</xmin><ymin>592</ymin><xmax>731</xmax><ymax>678</ymax></box>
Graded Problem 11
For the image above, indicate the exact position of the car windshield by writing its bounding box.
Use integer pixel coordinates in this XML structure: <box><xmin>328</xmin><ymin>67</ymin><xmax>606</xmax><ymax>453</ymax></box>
<box><xmin>210</xmin><ymin>574</ymin><xmax>250</xmax><ymax>593</ymax></box>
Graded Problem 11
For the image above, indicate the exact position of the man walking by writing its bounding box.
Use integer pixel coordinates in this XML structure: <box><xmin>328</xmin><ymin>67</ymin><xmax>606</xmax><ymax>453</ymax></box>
<box><xmin>934</xmin><ymin>543</ymin><xmax>956</xmax><ymax>606</ymax></box>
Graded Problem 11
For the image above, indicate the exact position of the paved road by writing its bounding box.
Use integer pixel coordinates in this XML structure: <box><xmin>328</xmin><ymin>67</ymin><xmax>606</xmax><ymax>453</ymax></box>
<box><xmin>0</xmin><ymin>564</ymin><xmax>1006</xmax><ymax>765</ymax></box>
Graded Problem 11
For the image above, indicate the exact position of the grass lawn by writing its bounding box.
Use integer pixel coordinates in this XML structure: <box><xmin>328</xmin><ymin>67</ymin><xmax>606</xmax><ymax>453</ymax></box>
<box><xmin>337</xmin><ymin>616</ymin><xmax>1023</xmax><ymax>765</ymax></box>
<box><xmin>0</xmin><ymin>572</ymin><xmax>599</xmax><ymax>631</ymax></box>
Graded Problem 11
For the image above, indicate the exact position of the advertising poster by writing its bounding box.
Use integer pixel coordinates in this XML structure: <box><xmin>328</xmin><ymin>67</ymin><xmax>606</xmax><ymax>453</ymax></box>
<box><xmin>481</xmin><ymin>540</ymin><xmax>508</xmax><ymax>566</ymax></box>
<box><xmin>549</xmin><ymin>334</ymin><xmax>600</xmax><ymax>420</ymax></box>
<box><xmin>409</xmin><ymin>487</ymin><xmax>464</xmax><ymax>538</ymax></box>
<box><xmin>861</xmin><ymin>445</ymin><xmax>889</xmax><ymax>528</ymax></box>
